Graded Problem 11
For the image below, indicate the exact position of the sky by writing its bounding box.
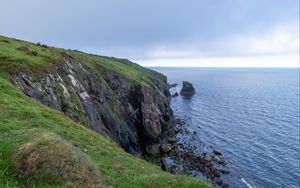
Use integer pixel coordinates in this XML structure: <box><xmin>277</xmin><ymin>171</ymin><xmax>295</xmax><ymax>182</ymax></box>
<box><xmin>0</xmin><ymin>0</ymin><xmax>299</xmax><ymax>67</ymax></box>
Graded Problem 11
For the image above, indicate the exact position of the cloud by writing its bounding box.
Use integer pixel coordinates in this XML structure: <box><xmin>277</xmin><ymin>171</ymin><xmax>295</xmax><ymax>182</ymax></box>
<box><xmin>137</xmin><ymin>54</ymin><xmax>299</xmax><ymax>68</ymax></box>
<box><xmin>140</xmin><ymin>21</ymin><xmax>299</xmax><ymax>60</ymax></box>
<box><xmin>223</xmin><ymin>21</ymin><xmax>299</xmax><ymax>56</ymax></box>
<box><xmin>134</xmin><ymin>21</ymin><xmax>299</xmax><ymax>67</ymax></box>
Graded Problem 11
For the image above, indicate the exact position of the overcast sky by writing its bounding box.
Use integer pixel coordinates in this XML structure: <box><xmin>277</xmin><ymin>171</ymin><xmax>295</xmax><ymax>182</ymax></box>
<box><xmin>0</xmin><ymin>0</ymin><xmax>299</xmax><ymax>67</ymax></box>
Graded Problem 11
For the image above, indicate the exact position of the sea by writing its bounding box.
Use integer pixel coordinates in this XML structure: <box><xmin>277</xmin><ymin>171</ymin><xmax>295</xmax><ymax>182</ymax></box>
<box><xmin>150</xmin><ymin>67</ymin><xmax>300</xmax><ymax>188</ymax></box>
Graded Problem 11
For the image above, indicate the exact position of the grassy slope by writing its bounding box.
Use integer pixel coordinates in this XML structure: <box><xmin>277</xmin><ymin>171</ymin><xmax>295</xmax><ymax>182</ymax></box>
<box><xmin>0</xmin><ymin>36</ymin><xmax>211</xmax><ymax>187</ymax></box>
<box><xmin>0</xmin><ymin>35</ymin><xmax>163</xmax><ymax>88</ymax></box>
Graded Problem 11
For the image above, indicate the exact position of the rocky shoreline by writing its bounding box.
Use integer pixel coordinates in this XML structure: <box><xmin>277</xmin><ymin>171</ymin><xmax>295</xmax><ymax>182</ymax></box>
<box><xmin>159</xmin><ymin>83</ymin><xmax>231</xmax><ymax>187</ymax></box>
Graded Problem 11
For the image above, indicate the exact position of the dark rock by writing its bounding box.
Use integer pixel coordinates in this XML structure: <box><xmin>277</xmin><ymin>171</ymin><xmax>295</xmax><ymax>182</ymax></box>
<box><xmin>172</xmin><ymin>92</ymin><xmax>179</xmax><ymax>97</ymax></box>
<box><xmin>176</xmin><ymin>118</ymin><xmax>185</xmax><ymax>125</ymax></box>
<box><xmin>168</xmin><ymin>137</ymin><xmax>177</xmax><ymax>144</ymax></box>
<box><xmin>218</xmin><ymin>159</ymin><xmax>225</xmax><ymax>164</ymax></box>
<box><xmin>219</xmin><ymin>169</ymin><xmax>230</xmax><ymax>174</ymax></box>
<box><xmin>222</xmin><ymin>183</ymin><xmax>229</xmax><ymax>188</ymax></box>
<box><xmin>216</xmin><ymin>178</ymin><xmax>223</xmax><ymax>185</ymax></box>
<box><xmin>28</xmin><ymin>51</ymin><xmax>38</xmax><ymax>56</ymax></box>
<box><xmin>169</xmin><ymin>83</ymin><xmax>178</xmax><ymax>88</ymax></box>
<box><xmin>16</xmin><ymin>46</ymin><xmax>30</xmax><ymax>52</ymax></box>
<box><xmin>213</xmin><ymin>150</ymin><xmax>222</xmax><ymax>155</ymax></box>
<box><xmin>160</xmin><ymin>144</ymin><xmax>172</xmax><ymax>153</ymax></box>
<box><xmin>180</xmin><ymin>81</ymin><xmax>195</xmax><ymax>96</ymax></box>
<box><xmin>161</xmin><ymin>157</ymin><xmax>180</xmax><ymax>174</ymax></box>
<box><xmin>213</xmin><ymin>169</ymin><xmax>221</xmax><ymax>177</ymax></box>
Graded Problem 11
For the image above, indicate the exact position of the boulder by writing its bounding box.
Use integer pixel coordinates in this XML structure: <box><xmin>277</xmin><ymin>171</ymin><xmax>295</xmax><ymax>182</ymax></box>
<box><xmin>16</xmin><ymin>46</ymin><xmax>30</xmax><ymax>52</ymax></box>
<box><xmin>160</xmin><ymin>143</ymin><xmax>172</xmax><ymax>153</ymax></box>
<box><xmin>168</xmin><ymin>137</ymin><xmax>177</xmax><ymax>144</ymax></box>
<box><xmin>204</xmin><ymin>155</ymin><xmax>212</xmax><ymax>162</ymax></box>
<box><xmin>172</xmin><ymin>92</ymin><xmax>179</xmax><ymax>97</ymax></box>
<box><xmin>161</xmin><ymin>157</ymin><xmax>180</xmax><ymax>174</ymax></box>
<box><xmin>169</xmin><ymin>83</ymin><xmax>178</xmax><ymax>88</ymax></box>
<box><xmin>213</xmin><ymin>149</ymin><xmax>222</xmax><ymax>155</ymax></box>
<box><xmin>218</xmin><ymin>159</ymin><xmax>225</xmax><ymax>164</ymax></box>
<box><xmin>180</xmin><ymin>81</ymin><xmax>195</xmax><ymax>96</ymax></box>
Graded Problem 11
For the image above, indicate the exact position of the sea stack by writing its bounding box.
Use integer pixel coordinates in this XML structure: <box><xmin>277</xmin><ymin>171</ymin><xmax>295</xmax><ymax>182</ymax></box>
<box><xmin>180</xmin><ymin>81</ymin><xmax>195</xmax><ymax>97</ymax></box>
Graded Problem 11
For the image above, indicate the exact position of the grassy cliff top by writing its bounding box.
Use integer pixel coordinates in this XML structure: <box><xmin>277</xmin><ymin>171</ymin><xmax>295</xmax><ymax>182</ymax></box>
<box><xmin>0</xmin><ymin>35</ymin><xmax>165</xmax><ymax>88</ymax></box>
<box><xmin>0</xmin><ymin>36</ymin><xmax>211</xmax><ymax>187</ymax></box>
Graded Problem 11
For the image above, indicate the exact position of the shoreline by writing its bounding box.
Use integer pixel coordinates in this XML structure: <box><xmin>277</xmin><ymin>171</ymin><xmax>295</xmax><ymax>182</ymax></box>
<box><xmin>159</xmin><ymin>83</ymin><xmax>231</xmax><ymax>187</ymax></box>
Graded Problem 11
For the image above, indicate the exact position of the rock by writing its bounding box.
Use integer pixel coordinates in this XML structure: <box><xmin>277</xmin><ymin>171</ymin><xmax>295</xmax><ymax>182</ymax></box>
<box><xmin>213</xmin><ymin>169</ymin><xmax>221</xmax><ymax>177</ymax></box>
<box><xmin>161</xmin><ymin>157</ymin><xmax>180</xmax><ymax>174</ymax></box>
<box><xmin>176</xmin><ymin>118</ymin><xmax>185</xmax><ymax>125</ymax></box>
<box><xmin>169</xmin><ymin>83</ymin><xmax>178</xmax><ymax>88</ymax></box>
<box><xmin>204</xmin><ymin>155</ymin><xmax>212</xmax><ymax>162</ymax></box>
<box><xmin>172</xmin><ymin>92</ymin><xmax>179</xmax><ymax>97</ymax></box>
<box><xmin>28</xmin><ymin>51</ymin><xmax>38</xmax><ymax>56</ymax></box>
<box><xmin>216</xmin><ymin>178</ymin><xmax>223</xmax><ymax>185</ymax></box>
<box><xmin>213</xmin><ymin>150</ymin><xmax>222</xmax><ymax>155</ymax></box>
<box><xmin>168</xmin><ymin>137</ymin><xmax>177</xmax><ymax>144</ymax></box>
<box><xmin>160</xmin><ymin>143</ymin><xmax>172</xmax><ymax>153</ymax></box>
<box><xmin>218</xmin><ymin>159</ymin><xmax>225</xmax><ymax>164</ymax></box>
<box><xmin>16</xmin><ymin>46</ymin><xmax>30</xmax><ymax>52</ymax></box>
<box><xmin>222</xmin><ymin>183</ymin><xmax>229</xmax><ymax>188</ymax></box>
<box><xmin>180</xmin><ymin>81</ymin><xmax>195</xmax><ymax>96</ymax></box>
<box><xmin>219</xmin><ymin>169</ymin><xmax>230</xmax><ymax>174</ymax></box>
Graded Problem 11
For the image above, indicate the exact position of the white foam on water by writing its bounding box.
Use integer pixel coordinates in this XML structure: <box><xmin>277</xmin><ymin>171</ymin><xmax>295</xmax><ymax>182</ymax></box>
<box><xmin>241</xmin><ymin>177</ymin><xmax>255</xmax><ymax>188</ymax></box>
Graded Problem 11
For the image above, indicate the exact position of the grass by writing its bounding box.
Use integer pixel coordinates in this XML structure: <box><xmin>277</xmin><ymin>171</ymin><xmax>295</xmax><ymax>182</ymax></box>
<box><xmin>0</xmin><ymin>35</ymin><xmax>165</xmax><ymax>89</ymax></box>
<box><xmin>0</xmin><ymin>35</ymin><xmax>211</xmax><ymax>187</ymax></box>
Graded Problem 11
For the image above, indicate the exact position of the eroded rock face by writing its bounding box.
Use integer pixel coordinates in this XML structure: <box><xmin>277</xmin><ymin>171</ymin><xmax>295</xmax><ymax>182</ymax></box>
<box><xmin>11</xmin><ymin>55</ymin><xmax>174</xmax><ymax>156</ymax></box>
<box><xmin>180</xmin><ymin>81</ymin><xmax>195</xmax><ymax>97</ymax></box>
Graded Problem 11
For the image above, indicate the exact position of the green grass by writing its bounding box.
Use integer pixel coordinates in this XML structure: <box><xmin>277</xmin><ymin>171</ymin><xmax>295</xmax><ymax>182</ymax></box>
<box><xmin>0</xmin><ymin>35</ymin><xmax>165</xmax><ymax>89</ymax></box>
<box><xmin>0</xmin><ymin>36</ymin><xmax>211</xmax><ymax>187</ymax></box>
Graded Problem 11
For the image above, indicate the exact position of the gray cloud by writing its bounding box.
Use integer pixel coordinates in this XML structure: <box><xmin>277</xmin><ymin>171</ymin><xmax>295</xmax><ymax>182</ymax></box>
<box><xmin>0</xmin><ymin>0</ymin><xmax>299</xmax><ymax>60</ymax></box>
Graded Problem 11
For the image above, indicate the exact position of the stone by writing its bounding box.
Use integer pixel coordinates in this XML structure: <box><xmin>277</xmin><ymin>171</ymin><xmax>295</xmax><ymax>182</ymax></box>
<box><xmin>161</xmin><ymin>157</ymin><xmax>180</xmax><ymax>174</ymax></box>
<box><xmin>213</xmin><ymin>150</ymin><xmax>222</xmax><ymax>155</ymax></box>
<box><xmin>168</xmin><ymin>137</ymin><xmax>177</xmax><ymax>144</ymax></box>
<box><xmin>16</xmin><ymin>46</ymin><xmax>30</xmax><ymax>52</ymax></box>
<box><xmin>219</xmin><ymin>169</ymin><xmax>230</xmax><ymax>174</ymax></box>
<box><xmin>180</xmin><ymin>81</ymin><xmax>195</xmax><ymax>96</ymax></box>
<box><xmin>169</xmin><ymin>83</ymin><xmax>178</xmax><ymax>88</ymax></box>
<box><xmin>204</xmin><ymin>155</ymin><xmax>212</xmax><ymax>162</ymax></box>
<box><xmin>218</xmin><ymin>159</ymin><xmax>225</xmax><ymax>164</ymax></box>
<box><xmin>160</xmin><ymin>143</ymin><xmax>172</xmax><ymax>153</ymax></box>
<box><xmin>172</xmin><ymin>92</ymin><xmax>179</xmax><ymax>97</ymax></box>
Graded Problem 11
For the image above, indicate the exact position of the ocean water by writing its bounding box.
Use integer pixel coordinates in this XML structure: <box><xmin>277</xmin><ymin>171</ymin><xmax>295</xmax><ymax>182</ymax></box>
<box><xmin>151</xmin><ymin>67</ymin><xmax>300</xmax><ymax>188</ymax></box>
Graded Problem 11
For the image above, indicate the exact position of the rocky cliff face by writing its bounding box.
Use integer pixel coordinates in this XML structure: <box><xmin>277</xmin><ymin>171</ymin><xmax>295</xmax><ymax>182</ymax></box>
<box><xmin>10</xmin><ymin>55</ymin><xmax>173</xmax><ymax>156</ymax></box>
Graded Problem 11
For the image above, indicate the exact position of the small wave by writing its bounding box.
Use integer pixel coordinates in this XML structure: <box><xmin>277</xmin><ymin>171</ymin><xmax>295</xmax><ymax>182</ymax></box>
<box><xmin>241</xmin><ymin>177</ymin><xmax>255</xmax><ymax>188</ymax></box>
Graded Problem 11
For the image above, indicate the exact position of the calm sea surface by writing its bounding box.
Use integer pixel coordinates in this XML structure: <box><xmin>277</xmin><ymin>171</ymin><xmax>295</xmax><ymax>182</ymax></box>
<box><xmin>151</xmin><ymin>67</ymin><xmax>300</xmax><ymax>188</ymax></box>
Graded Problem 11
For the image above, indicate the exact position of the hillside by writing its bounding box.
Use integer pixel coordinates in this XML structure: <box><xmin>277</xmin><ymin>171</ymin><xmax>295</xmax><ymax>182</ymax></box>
<box><xmin>0</xmin><ymin>36</ymin><xmax>211</xmax><ymax>187</ymax></box>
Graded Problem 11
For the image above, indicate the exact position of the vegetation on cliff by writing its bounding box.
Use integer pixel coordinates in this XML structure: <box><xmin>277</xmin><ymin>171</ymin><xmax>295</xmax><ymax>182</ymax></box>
<box><xmin>0</xmin><ymin>36</ymin><xmax>211</xmax><ymax>187</ymax></box>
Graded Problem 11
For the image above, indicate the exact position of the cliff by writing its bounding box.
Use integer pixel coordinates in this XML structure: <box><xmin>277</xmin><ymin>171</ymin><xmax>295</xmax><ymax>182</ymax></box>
<box><xmin>0</xmin><ymin>35</ymin><xmax>211</xmax><ymax>187</ymax></box>
<box><xmin>1</xmin><ymin>35</ymin><xmax>173</xmax><ymax>156</ymax></box>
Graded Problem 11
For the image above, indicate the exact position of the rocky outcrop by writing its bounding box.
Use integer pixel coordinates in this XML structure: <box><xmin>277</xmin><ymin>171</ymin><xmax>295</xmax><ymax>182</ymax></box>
<box><xmin>180</xmin><ymin>81</ymin><xmax>195</xmax><ymax>97</ymax></box>
<box><xmin>11</xmin><ymin>55</ymin><xmax>174</xmax><ymax>156</ymax></box>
